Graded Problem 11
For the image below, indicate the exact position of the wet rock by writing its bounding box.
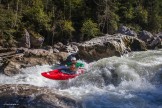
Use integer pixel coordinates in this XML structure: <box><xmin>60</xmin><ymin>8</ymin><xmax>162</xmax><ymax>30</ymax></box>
<box><xmin>117</xmin><ymin>25</ymin><xmax>137</xmax><ymax>37</ymax></box>
<box><xmin>0</xmin><ymin>84</ymin><xmax>81</xmax><ymax>108</ymax></box>
<box><xmin>3</xmin><ymin>61</ymin><xmax>21</xmax><ymax>75</ymax></box>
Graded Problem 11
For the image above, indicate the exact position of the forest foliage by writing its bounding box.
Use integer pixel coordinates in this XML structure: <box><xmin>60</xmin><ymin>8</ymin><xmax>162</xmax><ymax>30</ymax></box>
<box><xmin>0</xmin><ymin>0</ymin><xmax>162</xmax><ymax>46</ymax></box>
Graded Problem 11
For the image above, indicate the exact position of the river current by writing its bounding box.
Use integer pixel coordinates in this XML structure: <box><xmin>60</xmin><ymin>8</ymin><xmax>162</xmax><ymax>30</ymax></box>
<box><xmin>0</xmin><ymin>50</ymin><xmax>162</xmax><ymax>108</ymax></box>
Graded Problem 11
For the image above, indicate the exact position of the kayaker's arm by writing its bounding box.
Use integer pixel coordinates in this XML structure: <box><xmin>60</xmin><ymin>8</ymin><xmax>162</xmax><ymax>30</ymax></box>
<box><xmin>76</xmin><ymin>62</ymin><xmax>85</xmax><ymax>68</ymax></box>
<box><xmin>80</xmin><ymin>63</ymin><xmax>84</xmax><ymax>67</ymax></box>
<box><xmin>66</xmin><ymin>62</ymin><xmax>72</xmax><ymax>67</ymax></box>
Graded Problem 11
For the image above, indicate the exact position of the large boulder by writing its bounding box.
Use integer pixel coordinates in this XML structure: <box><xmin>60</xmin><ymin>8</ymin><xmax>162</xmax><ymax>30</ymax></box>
<box><xmin>147</xmin><ymin>36</ymin><xmax>162</xmax><ymax>49</ymax></box>
<box><xmin>138</xmin><ymin>30</ymin><xmax>153</xmax><ymax>42</ymax></box>
<box><xmin>78</xmin><ymin>34</ymin><xmax>146</xmax><ymax>62</ymax></box>
<box><xmin>156</xmin><ymin>32</ymin><xmax>162</xmax><ymax>38</ymax></box>
<box><xmin>19</xmin><ymin>29</ymin><xmax>31</xmax><ymax>48</ymax></box>
<box><xmin>3</xmin><ymin>61</ymin><xmax>21</xmax><ymax>75</ymax></box>
<box><xmin>30</xmin><ymin>31</ymin><xmax>44</xmax><ymax>48</ymax></box>
<box><xmin>121</xmin><ymin>34</ymin><xmax>147</xmax><ymax>51</ymax></box>
<box><xmin>117</xmin><ymin>25</ymin><xmax>137</xmax><ymax>37</ymax></box>
<box><xmin>0</xmin><ymin>84</ymin><xmax>81</xmax><ymax>108</ymax></box>
<box><xmin>1</xmin><ymin>48</ymin><xmax>69</xmax><ymax>76</ymax></box>
<box><xmin>19</xmin><ymin>29</ymin><xmax>44</xmax><ymax>48</ymax></box>
<box><xmin>154</xmin><ymin>32</ymin><xmax>162</xmax><ymax>48</ymax></box>
<box><xmin>78</xmin><ymin>35</ymin><xmax>124</xmax><ymax>62</ymax></box>
<box><xmin>138</xmin><ymin>31</ymin><xmax>162</xmax><ymax>49</ymax></box>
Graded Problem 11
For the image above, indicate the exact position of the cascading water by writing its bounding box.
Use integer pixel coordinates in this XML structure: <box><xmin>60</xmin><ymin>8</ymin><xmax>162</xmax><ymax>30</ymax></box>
<box><xmin>0</xmin><ymin>49</ymin><xmax>162</xmax><ymax>108</ymax></box>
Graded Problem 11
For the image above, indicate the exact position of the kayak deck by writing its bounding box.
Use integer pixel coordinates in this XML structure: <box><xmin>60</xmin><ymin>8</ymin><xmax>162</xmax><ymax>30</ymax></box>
<box><xmin>41</xmin><ymin>67</ymin><xmax>84</xmax><ymax>80</ymax></box>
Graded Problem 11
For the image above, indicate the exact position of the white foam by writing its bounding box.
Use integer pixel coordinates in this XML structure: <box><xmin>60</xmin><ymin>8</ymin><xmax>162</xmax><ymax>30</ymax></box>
<box><xmin>0</xmin><ymin>50</ymin><xmax>162</xmax><ymax>107</ymax></box>
<box><xmin>0</xmin><ymin>65</ymin><xmax>60</xmax><ymax>87</ymax></box>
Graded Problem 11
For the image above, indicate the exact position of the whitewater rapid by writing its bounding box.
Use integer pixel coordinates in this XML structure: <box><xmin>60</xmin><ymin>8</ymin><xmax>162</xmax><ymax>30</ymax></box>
<box><xmin>0</xmin><ymin>50</ymin><xmax>162</xmax><ymax>108</ymax></box>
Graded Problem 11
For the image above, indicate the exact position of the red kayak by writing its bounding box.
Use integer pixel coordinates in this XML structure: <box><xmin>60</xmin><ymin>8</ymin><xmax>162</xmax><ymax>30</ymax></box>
<box><xmin>41</xmin><ymin>67</ymin><xmax>85</xmax><ymax>80</ymax></box>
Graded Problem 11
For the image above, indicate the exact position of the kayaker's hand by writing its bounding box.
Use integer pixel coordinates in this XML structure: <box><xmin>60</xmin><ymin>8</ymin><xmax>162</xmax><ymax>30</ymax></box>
<box><xmin>78</xmin><ymin>67</ymin><xmax>86</xmax><ymax>70</ymax></box>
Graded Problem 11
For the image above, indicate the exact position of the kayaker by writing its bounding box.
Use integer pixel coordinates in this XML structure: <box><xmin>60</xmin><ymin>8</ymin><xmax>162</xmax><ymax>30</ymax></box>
<box><xmin>69</xmin><ymin>63</ymin><xmax>77</xmax><ymax>72</ymax></box>
<box><xmin>66</xmin><ymin>57</ymin><xmax>85</xmax><ymax>72</ymax></box>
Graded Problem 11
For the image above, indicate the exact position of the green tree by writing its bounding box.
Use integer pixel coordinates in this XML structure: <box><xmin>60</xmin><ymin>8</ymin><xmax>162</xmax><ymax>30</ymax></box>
<box><xmin>56</xmin><ymin>20</ymin><xmax>75</xmax><ymax>43</ymax></box>
<box><xmin>81</xmin><ymin>19</ymin><xmax>100</xmax><ymax>40</ymax></box>
<box><xmin>144</xmin><ymin>0</ymin><xmax>161</xmax><ymax>32</ymax></box>
<box><xmin>94</xmin><ymin>0</ymin><xmax>119</xmax><ymax>34</ymax></box>
<box><xmin>22</xmin><ymin>0</ymin><xmax>50</xmax><ymax>34</ymax></box>
<box><xmin>0</xmin><ymin>0</ymin><xmax>162</xmax><ymax>46</ymax></box>
<box><xmin>0</xmin><ymin>5</ymin><xmax>19</xmax><ymax>47</ymax></box>
<box><xmin>62</xmin><ymin>20</ymin><xmax>75</xmax><ymax>40</ymax></box>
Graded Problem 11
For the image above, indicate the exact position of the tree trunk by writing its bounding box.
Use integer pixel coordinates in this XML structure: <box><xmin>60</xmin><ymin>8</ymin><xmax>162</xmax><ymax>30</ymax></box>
<box><xmin>7</xmin><ymin>3</ymin><xmax>10</xmax><ymax>10</ymax></box>
<box><xmin>14</xmin><ymin>0</ymin><xmax>19</xmax><ymax>27</ymax></box>
<box><xmin>45</xmin><ymin>0</ymin><xmax>48</xmax><ymax>12</ymax></box>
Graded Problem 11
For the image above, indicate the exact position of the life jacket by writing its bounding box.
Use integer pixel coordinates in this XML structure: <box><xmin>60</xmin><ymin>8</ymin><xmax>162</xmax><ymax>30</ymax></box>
<box><xmin>66</xmin><ymin>62</ymin><xmax>84</xmax><ymax>68</ymax></box>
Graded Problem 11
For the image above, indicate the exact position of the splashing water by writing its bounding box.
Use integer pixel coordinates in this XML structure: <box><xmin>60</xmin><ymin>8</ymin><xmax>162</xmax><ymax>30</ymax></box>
<box><xmin>1</xmin><ymin>50</ymin><xmax>162</xmax><ymax>108</ymax></box>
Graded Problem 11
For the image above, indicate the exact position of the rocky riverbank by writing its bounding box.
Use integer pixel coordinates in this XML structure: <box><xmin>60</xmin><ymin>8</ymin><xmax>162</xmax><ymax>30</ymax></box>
<box><xmin>0</xmin><ymin>48</ymin><xmax>69</xmax><ymax>76</ymax></box>
<box><xmin>0</xmin><ymin>26</ymin><xmax>162</xmax><ymax>76</ymax></box>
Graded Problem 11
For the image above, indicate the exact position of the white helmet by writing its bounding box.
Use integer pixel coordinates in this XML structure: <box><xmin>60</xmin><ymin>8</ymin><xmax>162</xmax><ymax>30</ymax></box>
<box><xmin>71</xmin><ymin>57</ymin><xmax>76</xmax><ymax>61</ymax></box>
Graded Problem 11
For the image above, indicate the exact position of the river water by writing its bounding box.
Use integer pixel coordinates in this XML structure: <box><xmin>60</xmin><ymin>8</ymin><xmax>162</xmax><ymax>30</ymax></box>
<box><xmin>0</xmin><ymin>50</ymin><xmax>162</xmax><ymax>108</ymax></box>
